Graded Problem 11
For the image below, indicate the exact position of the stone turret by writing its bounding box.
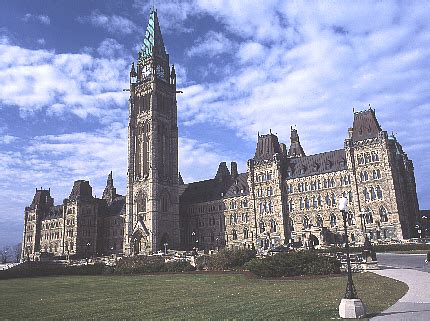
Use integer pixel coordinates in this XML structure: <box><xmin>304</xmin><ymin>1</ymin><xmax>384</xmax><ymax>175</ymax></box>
<box><xmin>102</xmin><ymin>171</ymin><xmax>117</xmax><ymax>205</ymax></box>
<box><xmin>288</xmin><ymin>127</ymin><xmax>305</xmax><ymax>158</ymax></box>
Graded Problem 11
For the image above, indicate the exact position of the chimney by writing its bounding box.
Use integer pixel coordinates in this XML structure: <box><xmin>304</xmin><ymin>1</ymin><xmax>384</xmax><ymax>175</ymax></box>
<box><xmin>231</xmin><ymin>162</ymin><xmax>238</xmax><ymax>178</ymax></box>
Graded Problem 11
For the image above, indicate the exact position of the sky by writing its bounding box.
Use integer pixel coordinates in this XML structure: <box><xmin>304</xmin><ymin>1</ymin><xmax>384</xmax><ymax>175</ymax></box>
<box><xmin>1</xmin><ymin>0</ymin><xmax>430</xmax><ymax>247</ymax></box>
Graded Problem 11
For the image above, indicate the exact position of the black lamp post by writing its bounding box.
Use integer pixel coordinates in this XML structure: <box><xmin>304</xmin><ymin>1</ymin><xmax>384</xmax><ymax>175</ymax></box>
<box><xmin>164</xmin><ymin>242</ymin><xmax>168</xmax><ymax>255</ymax></box>
<box><xmin>86</xmin><ymin>242</ymin><xmax>91</xmax><ymax>264</ymax></box>
<box><xmin>339</xmin><ymin>198</ymin><xmax>357</xmax><ymax>299</ymax></box>
<box><xmin>216</xmin><ymin>237</ymin><xmax>219</xmax><ymax>252</ymax></box>
<box><xmin>338</xmin><ymin>197</ymin><xmax>366</xmax><ymax>318</ymax></box>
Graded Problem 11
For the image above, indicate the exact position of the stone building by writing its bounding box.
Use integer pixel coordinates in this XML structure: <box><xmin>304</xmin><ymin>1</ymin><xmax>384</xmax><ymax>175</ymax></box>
<box><xmin>22</xmin><ymin>173</ymin><xmax>125</xmax><ymax>260</ymax></box>
<box><xmin>180</xmin><ymin>109</ymin><xmax>419</xmax><ymax>251</ymax></box>
<box><xmin>22</xmin><ymin>9</ymin><xmax>420</xmax><ymax>259</ymax></box>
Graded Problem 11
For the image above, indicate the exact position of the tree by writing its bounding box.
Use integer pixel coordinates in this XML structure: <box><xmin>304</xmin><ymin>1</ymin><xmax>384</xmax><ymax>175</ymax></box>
<box><xmin>1</xmin><ymin>246</ymin><xmax>10</xmax><ymax>264</ymax></box>
<box><xmin>13</xmin><ymin>243</ymin><xmax>22</xmax><ymax>263</ymax></box>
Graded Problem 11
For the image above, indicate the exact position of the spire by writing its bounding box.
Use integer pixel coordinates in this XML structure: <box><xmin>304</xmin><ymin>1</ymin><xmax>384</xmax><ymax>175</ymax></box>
<box><xmin>107</xmin><ymin>171</ymin><xmax>113</xmax><ymax>187</ymax></box>
<box><xmin>102</xmin><ymin>171</ymin><xmax>117</xmax><ymax>204</ymax></box>
<box><xmin>288</xmin><ymin>127</ymin><xmax>305</xmax><ymax>158</ymax></box>
<box><xmin>139</xmin><ymin>9</ymin><xmax>167</xmax><ymax>61</ymax></box>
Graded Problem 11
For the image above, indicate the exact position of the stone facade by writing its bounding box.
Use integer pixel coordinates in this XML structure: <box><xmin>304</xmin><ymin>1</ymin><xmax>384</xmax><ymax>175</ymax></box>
<box><xmin>180</xmin><ymin>109</ymin><xmax>419</xmax><ymax>251</ymax></box>
<box><xmin>22</xmin><ymin>173</ymin><xmax>125</xmax><ymax>261</ymax></box>
<box><xmin>21</xmin><ymin>9</ymin><xmax>420</xmax><ymax>260</ymax></box>
<box><xmin>123</xmin><ymin>9</ymin><xmax>180</xmax><ymax>255</ymax></box>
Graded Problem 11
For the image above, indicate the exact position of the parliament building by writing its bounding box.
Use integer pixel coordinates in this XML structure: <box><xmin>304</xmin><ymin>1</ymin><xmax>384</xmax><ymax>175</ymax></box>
<box><xmin>22</xmin><ymin>9</ymin><xmax>419</xmax><ymax>260</ymax></box>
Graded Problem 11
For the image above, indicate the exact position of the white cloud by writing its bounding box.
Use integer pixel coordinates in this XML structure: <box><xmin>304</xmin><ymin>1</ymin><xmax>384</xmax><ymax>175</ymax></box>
<box><xmin>134</xmin><ymin>0</ymin><xmax>200</xmax><ymax>33</ymax></box>
<box><xmin>179</xmin><ymin>137</ymin><xmax>245</xmax><ymax>183</ymax></box>
<box><xmin>22</xmin><ymin>13</ymin><xmax>50</xmax><ymax>25</ymax></box>
<box><xmin>187</xmin><ymin>31</ymin><xmax>234</xmax><ymax>57</ymax></box>
<box><xmin>0</xmin><ymin>40</ymin><xmax>130</xmax><ymax>122</ymax></box>
<box><xmin>80</xmin><ymin>12</ymin><xmax>138</xmax><ymax>35</ymax></box>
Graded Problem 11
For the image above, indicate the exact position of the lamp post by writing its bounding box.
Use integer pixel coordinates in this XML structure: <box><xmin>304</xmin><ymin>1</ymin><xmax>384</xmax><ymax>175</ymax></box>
<box><xmin>338</xmin><ymin>197</ymin><xmax>366</xmax><ymax>318</ymax></box>
<box><xmin>216</xmin><ymin>237</ymin><xmax>219</xmax><ymax>252</ymax></box>
<box><xmin>164</xmin><ymin>242</ymin><xmax>168</xmax><ymax>255</ymax></box>
<box><xmin>86</xmin><ymin>242</ymin><xmax>91</xmax><ymax>264</ymax></box>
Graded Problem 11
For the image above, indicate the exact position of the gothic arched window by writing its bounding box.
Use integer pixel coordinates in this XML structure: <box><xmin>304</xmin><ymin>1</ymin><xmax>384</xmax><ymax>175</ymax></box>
<box><xmin>303</xmin><ymin>216</ymin><xmax>310</xmax><ymax>229</ymax></box>
<box><xmin>330</xmin><ymin>213</ymin><xmax>337</xmax><ymax>227</ymax></box>
<box><xmin>380</xmin><ymin>206</ymin><xmax>388</xmax><ymax>222</ymax></box>
<box><xmin>316</xmin><ymin>215</ymin><xmax>323</xmax><ymax>228</ymax></box>
<box><xmin>232</xmin><ymin>229</ymin><xmax>237</xmax><ymax>240</ymax></box>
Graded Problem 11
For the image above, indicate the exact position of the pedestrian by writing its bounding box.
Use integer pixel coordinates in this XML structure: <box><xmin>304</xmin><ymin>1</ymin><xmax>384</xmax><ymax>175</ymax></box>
<box><xmin>426</xmin><ymin>251</ymin><xmax>429</xmax><ymax>264</ymax></box>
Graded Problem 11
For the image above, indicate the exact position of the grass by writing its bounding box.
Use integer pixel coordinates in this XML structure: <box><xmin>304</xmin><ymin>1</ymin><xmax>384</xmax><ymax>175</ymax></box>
<box><xmin>0</xmin><ymin>272</ymin><xmax>406</xmax><ymax>320</ymax></box>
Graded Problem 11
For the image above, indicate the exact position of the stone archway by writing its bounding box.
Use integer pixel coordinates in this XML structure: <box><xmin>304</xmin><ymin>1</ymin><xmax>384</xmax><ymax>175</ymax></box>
<box><xmin>132</xmin><ymin>229</ymin><xmax>149</xmax><ymax>255</ymax></box>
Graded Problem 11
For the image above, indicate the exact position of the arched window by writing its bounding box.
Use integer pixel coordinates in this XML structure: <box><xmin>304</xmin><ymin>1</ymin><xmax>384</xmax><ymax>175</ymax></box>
<box><xmin>370</xmin><ymin>187</ymin><xmax>376</xmax><ymax>201</ymax></box>
<box><xmin>232</xmin><ymin>229</ymin><xmax>237</xmax><ymax>240</ymax></box>
<box><xmin>243</xmin><ymin>227</ymin><xmax>249</xmax><ymax>239</ymax></box>
<box><xmin>305</xmin><ymin>197</ymin><xmax>310</xmax><ymax>209</ymax></box>
<box><xmin>259</xmin><ymin>221</ymin><xmax>265</xmax><ymax>233</ymax></box>
<box><xmin>364</xmin><ymin>188</ymin><xmax>370</xmax><ymax>201</ymax></box>
<box><xmin>303</xmin><ymin>216</ymin><xmax>310</xmax><ymax>229</ymax></box>
<box><xmin>365</xmin><ymin>209</ymin><xmax>373</xmax><ymax>224</ymax></box>
<box><xmin>330</xmin><ymin>214</ymin><xmax>337</xmax><ymax>227</ymax></box>
<box><xmin>331</xmin><ymin>193</ymin><xmax>336</xmax><ymax>206</ymax></box>
<box><xmin>347</xmin><ymin>212</ymin><xmax>354</xmax><ymax>226</ymax></box>
<box><xmin>380</xmin><ymin>206</ymin><xmax>388</xmax><ymax>222</ymax></box>
<box><xmin>270</xmin><ymin>219</ymin><xmax>277</xmax><ymax>232</ymax></box>
<box><xmin>313</xmin><ymin>196</ymin><xmax>318</xmax><ymax>208</ymax></box>
<box><xmin>289</xmin><ymin>218</ymin><xmax>295</xmax><ymax>231</ymax></box>
<box><xmin>376</xmin><ymin>186</ymin><xmax>383</xmax><ymax>199</ymax></box>
<box><xmin>316</xmin><ymin>215</ymin><xmax>323</xmax><ymax>228</ymax></box>
<box><xmin>325</xmin><ymin>194</ymin><xmax>331</xmax><ymax>206</ymax></box>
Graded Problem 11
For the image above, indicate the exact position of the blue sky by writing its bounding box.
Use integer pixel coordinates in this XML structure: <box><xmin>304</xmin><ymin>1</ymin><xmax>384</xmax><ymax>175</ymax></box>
<box><xmin>1</xmin><ymin>0</ymin><xmax>430</xmax><ymax>247</ymax></box>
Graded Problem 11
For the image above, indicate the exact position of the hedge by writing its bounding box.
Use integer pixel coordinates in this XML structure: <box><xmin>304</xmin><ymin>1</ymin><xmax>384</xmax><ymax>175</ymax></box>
<box><xmin>245</xmin><ymin>252</ymin><xmax>341</xmax><ymax>277</ymax></box>
<box><xmin>0</xmin><ymin>262</ymin><xmax>106</xmax><ymax>280</ymax></box>
<box><xmin>317</xmin><ymin>243</ymin><xmax>430</xmax><ymax>254</ymax></box>
<box><xmin>195</xmin><ymin>249</ymin><xmax>256</xmax><ymax>271</ymax></box>
<box><xmin>114</xmin><ymin>256</ymin><xmax>195</xmax><ymax>274</ymax></box>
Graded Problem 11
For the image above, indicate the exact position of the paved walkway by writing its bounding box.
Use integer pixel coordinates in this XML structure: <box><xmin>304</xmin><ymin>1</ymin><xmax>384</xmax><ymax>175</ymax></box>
<box><xmin>371</xmin><ymin>268</ymin><xmax>430</xmax><ymax>320</ymax></box>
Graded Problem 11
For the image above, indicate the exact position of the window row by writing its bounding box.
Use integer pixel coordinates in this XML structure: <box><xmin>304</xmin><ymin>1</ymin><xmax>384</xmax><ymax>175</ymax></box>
<box><xmin>357</xmin><ymin>151</ymin><xmax>380</xmax><ymax>165</ymax></box>
<box><xmin>294</xmin><ymin>176</ymin><xmax>352</xmax><ymax>193</ymax></box>
<box><xmin>255</xmin><ymin>171</ymin><xmax>273</xmax><ymax>183</ymax></box>
<box><xmin>256</xmin><ymin>186</ymin><xmax>273</xmax><ymax>197</ymax></box>
<box><xmin>363</xmin><ymin>186</ymin><xmax>383</xmax><ymax>202</ymax></box>
<box><xmin>229</xmin><ymin>212</ymin><xmax>250</xmax><ymax>224</ymax></box>
<box><xmin>259</xmin><ymin>201</ymin><xmax>274</xmax><ymax>214</ymax></box>
<box><xmin>292</xmin><ymin>192</ymin><xmax>353</xmax><ymax>211</ymax></box>
<box><xmin>360</xmin><ymin>169</ymin><xmax>381</xmax><ymax>182</ymax></box>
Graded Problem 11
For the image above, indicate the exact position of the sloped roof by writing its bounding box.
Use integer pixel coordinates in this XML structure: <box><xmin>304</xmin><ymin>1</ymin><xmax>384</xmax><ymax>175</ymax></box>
<box><xmin>180</xmin><ymin>173</ymin><xmax>249</xmax><ymax>204</ymax></box>
<box><xmin>286</xmin><ymin>149</ymin><xmax>346</xmax><ymax>178</ymax></box>
<box><xmin>140</xmin><ymin>9</ymin><xmax>167</xmax><ymax>59</ymax></box>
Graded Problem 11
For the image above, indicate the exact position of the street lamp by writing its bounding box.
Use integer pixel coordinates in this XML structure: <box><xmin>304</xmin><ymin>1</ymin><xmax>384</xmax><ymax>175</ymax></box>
<box><xmin>86</xmin><ymin>242</ymin><xmax>91</xmax><ymax>264</ymax></box>
<box><xmin>164</xmin><ymin>242</ymin><xmax>168</xmax><ymax>255</ymax></box>
<box><xmin>338</xmin><ymin>197</ymin><xmax>366</xmax><ymax>319</ymax></box>
<box><xmin>216</xmin><ymin>237</ymin><xmax>219</xmax><ymax>252</ymax></box>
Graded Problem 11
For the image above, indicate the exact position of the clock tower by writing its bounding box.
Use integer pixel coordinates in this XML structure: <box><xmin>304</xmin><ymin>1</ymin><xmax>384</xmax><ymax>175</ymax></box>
<box><xmin>124</xmin><ymin>9</ymin><xmax>180</xmax><ymax>255</ymax></box>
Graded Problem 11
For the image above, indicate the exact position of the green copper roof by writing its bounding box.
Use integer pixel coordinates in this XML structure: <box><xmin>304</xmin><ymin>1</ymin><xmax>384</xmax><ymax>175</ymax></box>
<box><xmin>140</xmin><ymin>10</ymin><xmax>166</xmax><ymax>59</ymax></box>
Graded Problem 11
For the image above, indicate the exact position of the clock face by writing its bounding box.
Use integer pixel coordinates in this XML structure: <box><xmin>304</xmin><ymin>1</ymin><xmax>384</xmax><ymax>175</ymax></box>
<box><xmin>156</xmin><ymin>65</ymin><xmax>165</xmax><ymax>80</ymax></box>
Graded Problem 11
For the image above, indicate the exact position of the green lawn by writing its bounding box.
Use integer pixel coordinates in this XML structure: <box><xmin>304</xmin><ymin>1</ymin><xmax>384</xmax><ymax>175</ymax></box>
<box><xmin>0</xmin><ymin>272</ymin><xmax>406</xmax><ymax>320</ymax></box>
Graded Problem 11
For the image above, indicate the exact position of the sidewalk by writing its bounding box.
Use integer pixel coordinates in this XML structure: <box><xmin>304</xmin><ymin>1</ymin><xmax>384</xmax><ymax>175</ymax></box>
<box><xmin>371</xmin><ymin>268</ymin><xmax>430</xmax><ymax>320</ymax></box>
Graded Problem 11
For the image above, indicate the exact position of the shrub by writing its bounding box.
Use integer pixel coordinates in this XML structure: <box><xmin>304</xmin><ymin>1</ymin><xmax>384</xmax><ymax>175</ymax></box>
<box><xmin>0</xmin><ymin>262</ymin><xmax>106</xmax><ymax>280</ymax></box>
<box><xmin>114</xmin><ymin>256</ymin><xmax>195</xmax><ymax>274</ymax></box>
<box><xmin>114</xmin><ymin>256</ymin><xmax>165</xmax><ymax>274</ymax></box>
<box><xmin>196</xmin><ymin>249</ymin><xmax>256</xmax><ymax>271</ymax></box>
<box><xmin>164</xmin><ymin>260</ymin><xmax>196</xmax><ymax>272</ymax></box>
<box><xmin>245</xmin><ymin>252</ymin><xmax>341</xmax><ymax>278</ymax></box>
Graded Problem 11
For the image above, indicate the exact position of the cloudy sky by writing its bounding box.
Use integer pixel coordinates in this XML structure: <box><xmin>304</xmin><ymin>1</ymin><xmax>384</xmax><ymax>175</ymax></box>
<box><xmin>1</xmin><ymin>0</ymin><xmax>429</xmax><ymax>247</ymax></box>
